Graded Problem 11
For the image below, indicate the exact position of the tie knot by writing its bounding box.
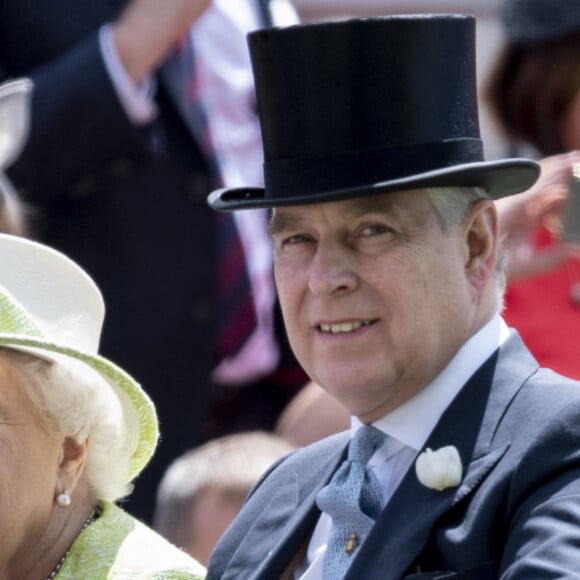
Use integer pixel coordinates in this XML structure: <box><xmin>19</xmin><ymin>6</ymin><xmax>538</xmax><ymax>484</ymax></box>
<box><xmin>348</xmin><ymin>425</ymin><xmax>385</xmax><ymax>464</ymax></box>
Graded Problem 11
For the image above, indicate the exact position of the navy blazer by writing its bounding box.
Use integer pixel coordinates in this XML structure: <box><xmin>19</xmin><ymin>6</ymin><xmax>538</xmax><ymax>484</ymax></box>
<box><xmin>208</xmin><ymin>332</ymin><xmax>580</xmax><ymax>578</ymax></box>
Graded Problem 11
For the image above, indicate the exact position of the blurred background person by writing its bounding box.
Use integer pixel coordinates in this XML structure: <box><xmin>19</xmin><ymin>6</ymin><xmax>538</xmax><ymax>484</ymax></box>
<box><xmin>485</xmin><ymin>0</ymin><xmax>580</xmax><ymax>379</ymax></box>
<box><xmin>0</xmin><ymin>78</ymin><xmax>31</xmax><ymax>236</ymax></box>
<box><xmin>0</xmin><ymin>232</ymin><xmax>205</xmax><ymax>578</ymax></box>
<box><xmin>0</xmin><ymin>171</ymin><xmax>28</xmax><ymax>235</ymax></box>
<box><xmin>0</xmin><ymin>0</ymin><xmax>308</xmax><ymax>522</ymax></box>
<box><xmin>153</xmin><ymin>431</ymin><xmax>294</xmax><ymax>567</ymax></box>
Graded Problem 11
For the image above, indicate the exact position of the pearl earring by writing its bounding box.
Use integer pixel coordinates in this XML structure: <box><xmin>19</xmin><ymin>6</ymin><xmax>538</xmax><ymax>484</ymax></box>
<box><xmin>56</xmin><ymin>489</ymin><xmax>71</xmax><ymax>507</ymax></box>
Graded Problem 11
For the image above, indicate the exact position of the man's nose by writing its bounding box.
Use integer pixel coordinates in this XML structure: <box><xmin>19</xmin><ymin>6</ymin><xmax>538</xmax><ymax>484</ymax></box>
<box><xmin>307</xmin><ymin>242</ymin><xmax>358</xmax><ymax>297</ymax></box>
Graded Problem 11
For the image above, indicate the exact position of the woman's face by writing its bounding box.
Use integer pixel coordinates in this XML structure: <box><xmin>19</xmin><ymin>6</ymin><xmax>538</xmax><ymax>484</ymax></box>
<box><xmin>0</xmin><ymin>351</ymin><xmax>64</xmax><ymax>571</ymax></box>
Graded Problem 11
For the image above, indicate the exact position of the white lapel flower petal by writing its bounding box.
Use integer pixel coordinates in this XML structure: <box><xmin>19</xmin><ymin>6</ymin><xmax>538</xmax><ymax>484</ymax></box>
<box><xmin>415</xmin><ymin>446</ymin><xmax>462</xmax><ymax>491</ymax></box>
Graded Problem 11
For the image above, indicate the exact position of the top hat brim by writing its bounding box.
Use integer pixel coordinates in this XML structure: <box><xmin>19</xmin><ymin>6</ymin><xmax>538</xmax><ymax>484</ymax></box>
<box><xmin>208</xmin><ymin>158</ymin><xmax>540</xmax><ymax>211</ymax></box>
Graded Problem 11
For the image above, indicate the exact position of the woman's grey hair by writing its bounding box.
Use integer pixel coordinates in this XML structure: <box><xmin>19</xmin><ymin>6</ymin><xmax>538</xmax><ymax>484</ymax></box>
<box><xmin>426</xmin><ymin>186</ymin><xmax>507</xmax><ymax>304</ymax></box>
<box><xmin>2</xmin><ymin>347</ymin><xmax>133</xmax><ymax>501</ymax></box>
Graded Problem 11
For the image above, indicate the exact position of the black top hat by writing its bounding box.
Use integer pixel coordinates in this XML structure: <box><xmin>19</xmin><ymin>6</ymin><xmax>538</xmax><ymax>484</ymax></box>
<box><xmin>208</xmin><ymin>15</ymin><xmax>539</xmax><ymax>211</ymax></box>
<box><xmin>502</xmin><ymin>0</ymin><xmax>580</xmax><ymax>43</ymax></box>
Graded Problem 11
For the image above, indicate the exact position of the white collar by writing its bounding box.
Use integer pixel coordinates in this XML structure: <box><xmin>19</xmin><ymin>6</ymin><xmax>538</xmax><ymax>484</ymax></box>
<box><xmin>352</xmin><ymin>314</ymin><xmax>510</xmax><ymax>452</ymax></box>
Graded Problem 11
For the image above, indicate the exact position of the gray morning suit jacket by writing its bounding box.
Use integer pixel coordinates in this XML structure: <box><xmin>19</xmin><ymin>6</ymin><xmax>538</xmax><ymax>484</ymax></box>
<box><xmin>207</xmin><ymin>331</ymin><xmax>580</xmax><ymax>579</ymax></box>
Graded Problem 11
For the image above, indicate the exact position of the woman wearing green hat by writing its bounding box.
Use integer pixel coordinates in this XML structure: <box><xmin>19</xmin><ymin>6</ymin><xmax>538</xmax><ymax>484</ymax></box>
<box><xmin>0</xmin><ymin>232</ymin><xmax>206</xmax><ymax>578</ymax></box>
<box><xmin>0</xmin><ymin>77</ymin><xmax>205</xmax><ymax>578</ymax></box>
<box><xmin>0</xmin><ymin>231</ymin><xmax>205</xmax><ymax>577</ymax></box>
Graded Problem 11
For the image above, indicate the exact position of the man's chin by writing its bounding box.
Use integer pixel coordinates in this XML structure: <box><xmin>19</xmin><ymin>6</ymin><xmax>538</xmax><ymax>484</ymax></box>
<box><xmin>321</xmin><ymin>380</ymin><xmax>396</xmax><ymax>420</ymax></box>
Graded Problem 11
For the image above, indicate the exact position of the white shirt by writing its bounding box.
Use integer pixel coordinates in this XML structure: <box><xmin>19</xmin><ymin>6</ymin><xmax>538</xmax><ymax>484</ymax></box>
<box><xmin>294</xmin><ymin>314</ymin><xmax>511</xmax><ymax>579</ymax></box>
<box><xmin>99</xmin><ymin>0</ymin><xmax>299</xmax><ymax>385</ymax></box>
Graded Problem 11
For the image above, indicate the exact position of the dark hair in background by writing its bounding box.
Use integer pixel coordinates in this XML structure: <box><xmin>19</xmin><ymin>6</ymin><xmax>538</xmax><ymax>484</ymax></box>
<box><xmin>485</xmin><ymin>30</ymin><xmax>580</xmax><ymax>155</ymax></box>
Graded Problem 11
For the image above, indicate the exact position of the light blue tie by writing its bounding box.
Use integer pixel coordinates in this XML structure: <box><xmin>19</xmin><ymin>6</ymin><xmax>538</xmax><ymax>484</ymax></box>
<box><xmin>316</xmin><ymin>425</ymin><xmax>386</xmax><ymax>579</ymax></box>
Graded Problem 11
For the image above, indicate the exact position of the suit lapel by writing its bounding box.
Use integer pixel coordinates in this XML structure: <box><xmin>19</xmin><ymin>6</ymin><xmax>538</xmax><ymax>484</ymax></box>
<box><xmin>346</xmin><ymin>332</ymin><xmax>539</xmax><ymax>578</ymax></box>
<box><xmin>257</xmin><ymin>437</ymin><xmax>348</xmax><ymax>579</ymax></box>
<box><xmin>221</xmin><ymin>432</ymin><xmax>349</xmax><ymax>579</ymax></box>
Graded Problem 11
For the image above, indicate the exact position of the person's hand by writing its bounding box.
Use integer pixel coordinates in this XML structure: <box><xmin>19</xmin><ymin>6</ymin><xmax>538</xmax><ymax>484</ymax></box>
<box><xmin>496</xmin><ymin>150</ymin><xmax>580</xmax><ymax>280</ymax></box>
<box><xmin>112</xmin><ymin>0</ymin><xmax>213</xmax><ymax>83</ymax></box>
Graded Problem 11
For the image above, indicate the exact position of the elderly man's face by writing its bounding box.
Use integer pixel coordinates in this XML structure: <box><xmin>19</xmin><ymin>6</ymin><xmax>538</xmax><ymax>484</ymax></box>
<box><xmin>269</xmin><ymin>190</ymin><xmax>495</xmax><ymax>423</ymax></box>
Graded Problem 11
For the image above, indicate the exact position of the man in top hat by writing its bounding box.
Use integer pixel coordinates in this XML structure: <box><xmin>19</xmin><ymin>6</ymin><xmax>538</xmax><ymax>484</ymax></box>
<box><xmin>205</xmin><ymin>14</ymin><xmax>580</xmax><ymax>579</ymax></box>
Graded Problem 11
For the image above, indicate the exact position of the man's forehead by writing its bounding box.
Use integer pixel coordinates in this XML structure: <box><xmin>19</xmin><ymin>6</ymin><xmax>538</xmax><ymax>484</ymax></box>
<box><xmin>269</xmin><ymin>190</ymin><xmax>427</xmax><ymax>225</ymax></box>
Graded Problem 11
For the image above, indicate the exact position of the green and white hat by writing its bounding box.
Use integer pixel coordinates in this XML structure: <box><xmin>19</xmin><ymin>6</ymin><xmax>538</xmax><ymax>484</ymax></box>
<box><xmin>0</xmin><ymin>233</ymin><xmax>158</xmax><ymax>481</ymax></box>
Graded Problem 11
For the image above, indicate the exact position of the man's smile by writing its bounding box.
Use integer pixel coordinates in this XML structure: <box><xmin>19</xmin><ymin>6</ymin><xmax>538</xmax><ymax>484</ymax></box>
<box><xmin>317</xmin><ymin>320</ymin><xmax>376</xmax><ymax>334</ymax></box>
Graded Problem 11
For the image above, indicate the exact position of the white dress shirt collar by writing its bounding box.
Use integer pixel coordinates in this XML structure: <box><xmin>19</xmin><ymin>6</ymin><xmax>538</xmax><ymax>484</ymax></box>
<box><xmin>352</xmin><ymin>313</ymin><xmax>510</xmax><ymax>452</ymax></box>
<box><xmin>296</xmin><ymin>315</ymin><xmax>510</xmax><ymax>580</ymax></box>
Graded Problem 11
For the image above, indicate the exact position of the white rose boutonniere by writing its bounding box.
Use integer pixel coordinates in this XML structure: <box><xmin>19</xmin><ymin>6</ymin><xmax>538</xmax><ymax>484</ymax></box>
<box><xmin>415</xmin><ymin>446</ymin><xmax>463</xmax><ymax>491</ymax></box>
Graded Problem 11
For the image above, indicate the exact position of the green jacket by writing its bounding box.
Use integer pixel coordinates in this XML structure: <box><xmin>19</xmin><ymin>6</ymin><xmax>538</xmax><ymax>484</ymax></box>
<box><xmin>56</xmin><ymin>501</ymin><xmax>206</xmax><ymax>579</ymax></box>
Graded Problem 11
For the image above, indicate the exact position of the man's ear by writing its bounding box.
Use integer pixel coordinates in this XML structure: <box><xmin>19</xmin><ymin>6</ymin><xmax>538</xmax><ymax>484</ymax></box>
<box><xmin>56</xmin><ymin>437</ymin><xmax>89</xmax><ymax>495</ymax></box>
<box><xmin>463</xmin><ymin>199</ymin><xmax>499</xmax><ymax>292</ymax></box>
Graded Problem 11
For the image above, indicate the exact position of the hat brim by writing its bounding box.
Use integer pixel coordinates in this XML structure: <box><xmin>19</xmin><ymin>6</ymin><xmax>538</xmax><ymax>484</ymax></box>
<box><xmin>208</xmin><ymin>158</ymin><xmax>540</xmax><ymax>211</ymax></box>
<box><xmin>0</xmin><ymin>334</ymin><xmax>158</xmax><ymax>481</ymax></box>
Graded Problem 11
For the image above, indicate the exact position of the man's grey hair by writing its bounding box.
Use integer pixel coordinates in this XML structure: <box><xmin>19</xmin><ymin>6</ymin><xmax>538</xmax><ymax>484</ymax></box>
<box><xmin>426</xmin><ymin>186</ymin><xmax>507</xmax><ymax>304</ymax></box>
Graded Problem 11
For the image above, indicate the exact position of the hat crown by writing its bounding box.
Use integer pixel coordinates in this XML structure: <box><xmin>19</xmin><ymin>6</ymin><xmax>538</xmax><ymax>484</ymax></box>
<box><xmin>0</xmin><ymin>234</ymin><xmax>104</xmax><ymax>353</ymax></box>
<box><xmin>251</xmin><ymin>15</ymin><xmax>479</xmax><ymax>163</ymax></box>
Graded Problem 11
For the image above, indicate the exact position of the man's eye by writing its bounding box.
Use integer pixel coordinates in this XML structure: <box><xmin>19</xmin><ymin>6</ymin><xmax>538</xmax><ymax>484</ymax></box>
<box><xmin>361</xmin><ymin>224</ymin><xmax>389</xmax><ymax>236</ymax></box>
<box><xmin>283</xmin><ymin>234</ymin><xmax>311</xmax><ymax>245</ymax></box>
